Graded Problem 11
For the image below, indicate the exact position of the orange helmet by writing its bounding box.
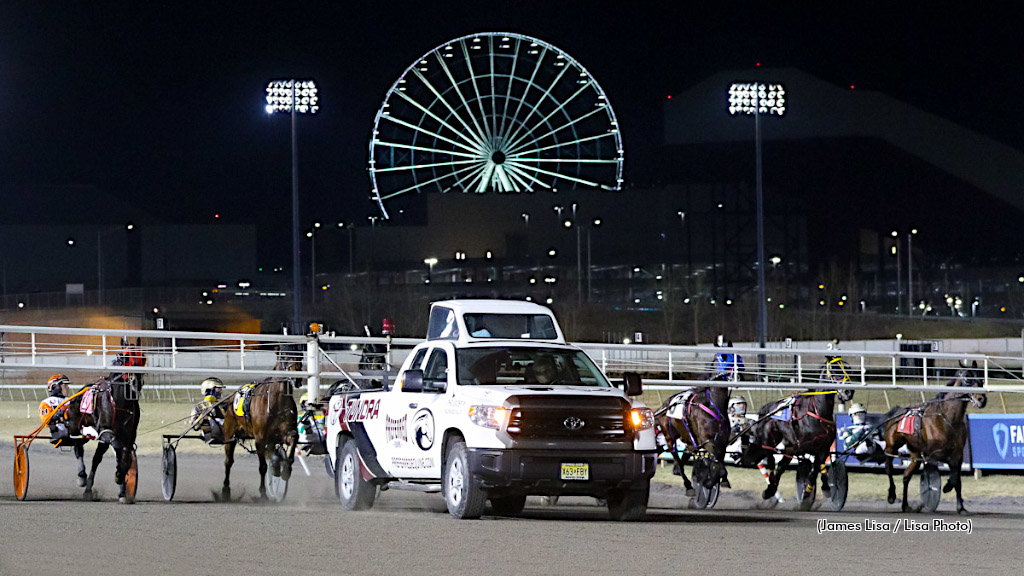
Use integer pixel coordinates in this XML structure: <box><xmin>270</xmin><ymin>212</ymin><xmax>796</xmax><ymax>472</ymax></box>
<box><xmin>47</xmin><ymin>374</ymin><xmax>70</xmax><ymax>397</ymax></box>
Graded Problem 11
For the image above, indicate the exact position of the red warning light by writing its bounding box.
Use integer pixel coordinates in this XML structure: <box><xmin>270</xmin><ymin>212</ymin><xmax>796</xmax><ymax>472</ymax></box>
<box><xmin>666</xmin><ymin>95</ymin><xmax>672</xmax><ymax>99</ymax></box>
<box><xmin>850</xmin><ymin>85</ymin><xmax>855</xmax><ymax>90</ymax></box>
<box><xmin>756</xmin><ymin>62</ymin><xmax>761</xmax><ymax>67</ymax></box>
<box><xmin>214</xmin><ymin>213</ymin><xmax>220</xmax><ymax>219</ymax></box>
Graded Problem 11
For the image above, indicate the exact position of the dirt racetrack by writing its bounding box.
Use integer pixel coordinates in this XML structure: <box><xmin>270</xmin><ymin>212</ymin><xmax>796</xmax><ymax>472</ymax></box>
<box><xmin>2</xmin><ymin>445</ymin><xmax>1022</xmax><ymax>576</ymax></box>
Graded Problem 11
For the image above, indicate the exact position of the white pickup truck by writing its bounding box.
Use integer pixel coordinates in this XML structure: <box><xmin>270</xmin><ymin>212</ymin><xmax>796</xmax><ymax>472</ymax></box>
<box><xmin>326</xmin><ymin>299</ymin><xmax>657</xmax><ymax>520</ymax></box>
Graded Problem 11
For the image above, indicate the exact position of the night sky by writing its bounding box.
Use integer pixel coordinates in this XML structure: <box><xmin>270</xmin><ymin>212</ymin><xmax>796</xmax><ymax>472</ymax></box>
<box><xmin>2</xmin><ymin>2</ymin><xmax>1021</xmax><ymax>263</ymax></box>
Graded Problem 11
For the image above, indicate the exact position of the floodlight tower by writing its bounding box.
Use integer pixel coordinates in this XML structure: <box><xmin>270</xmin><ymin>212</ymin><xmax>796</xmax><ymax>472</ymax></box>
<box><xmin>728</xmin><ymin>82</ymin><xmax>786</xmax><ymax>357</ymax></box>
<box><xmin>265</xmin><ymin>79</ymin><xmax>319</xmax><ymax>331</ymax></box>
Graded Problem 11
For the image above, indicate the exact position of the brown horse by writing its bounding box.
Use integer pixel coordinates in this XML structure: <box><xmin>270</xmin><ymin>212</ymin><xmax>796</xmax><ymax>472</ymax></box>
<box><xmin>219</xmin><ymin>347</ymin><xmax>302</xmax><ymax>501</ymax></box>
<box><xmin>884</xmin><ymin>363</ymin><xmax>985</xmax><ymax>514</ymax></box>
<box><xmin>67</xmin><ymin>338</ymin><xmax>146</xmax><ymax>503</ymax></box>
<box><xmin>654</xmin><ymin>378</ymin><xmax>731</xmax><ymax>504</ymax></box>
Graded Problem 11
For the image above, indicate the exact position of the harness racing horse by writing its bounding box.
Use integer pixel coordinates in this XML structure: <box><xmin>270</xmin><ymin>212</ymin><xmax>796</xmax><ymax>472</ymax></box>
<box><xmin>219</xmin><ymin>347</ymin><xmax>302</xmax><ymax>502</ymax></box>
<box><xmin>655</xmin><ymin>382</ymin><xmax>731</xmax><ymax>508</ymax></box>
<box><xmin>884</xmin><ymin>363</ymin><xmax>986</xmax><ymax>514</ymax></box>
<box><xmin>70</xmin><ymin>338</ymin><xmax>147</xmax><ymax>503</ymax></box>
<box><xmin>742</xmin><ymin>384</ymin><xmax>854</xmax><ymax>510</ymax></box>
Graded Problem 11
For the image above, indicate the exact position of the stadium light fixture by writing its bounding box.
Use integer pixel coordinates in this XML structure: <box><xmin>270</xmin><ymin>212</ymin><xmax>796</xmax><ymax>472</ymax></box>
<box><xmin>265</xmin><ymin>79</ymin><xmax>319</xmax><ymax>332</ymax></box>
<box><xmin>727</xmin><ymin>81</ymin><xmax>787</xmax><ymax>366</ymax></box>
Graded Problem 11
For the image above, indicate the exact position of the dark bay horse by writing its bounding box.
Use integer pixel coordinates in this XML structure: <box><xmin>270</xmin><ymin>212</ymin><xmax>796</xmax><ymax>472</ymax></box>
<box><xmin>67</xmin><ymin>338</ymin><xmax>147</xmax><ymax>503</ymax></box>
<box><xmin>884</xmin><ymin>363</ymin><xmax>985</xmax><ymax>513</ymax></box>
<box><xmin>742</xmin><ymin>386</ymin><xmax>854</xmax><ymax>510</ymax></box>
<box><xmin>655</xmin><ymin>379</ymin><xmax>731</xmax><ymax>501</ymax></box>
<box><xmin>219</xmin><ymin>348</ymin><xmax>302</xmax><ymax>501</ymax></box>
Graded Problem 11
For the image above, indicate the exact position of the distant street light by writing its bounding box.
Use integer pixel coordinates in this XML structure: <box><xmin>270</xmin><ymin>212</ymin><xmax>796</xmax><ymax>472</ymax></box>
<box><xmin>891</xmin><ymin>230</ymin><xmax>901</xmax><ymax>314</ymax></box>
<box><xmin>265</xmin><ymin>78</ymin><xmax>319</xmax><ymax>331</ymax></box>
<box><xmin>907</xmin><ymin>228</ymin><xmax>918</xmax><ymax>316</ymax></box>
<box><xmin>729</xmin><ymin>82</ymin><xmax>786</xmax><ymax>358</ymax></box>
<box><xmin>424</xmin><ymin>257</ymin><xmax>438</xmax><ymax>282</ymax></box>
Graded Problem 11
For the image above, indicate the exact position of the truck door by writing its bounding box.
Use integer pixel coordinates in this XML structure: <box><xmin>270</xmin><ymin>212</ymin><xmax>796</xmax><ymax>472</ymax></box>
<box><xmin>393</xmin><ymin>346</ymin><xmax>450</xmax><ymax>479</ymax></box>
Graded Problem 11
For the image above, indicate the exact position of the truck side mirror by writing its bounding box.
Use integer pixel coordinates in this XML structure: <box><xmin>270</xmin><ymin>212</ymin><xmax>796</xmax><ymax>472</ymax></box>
<box><xmin>623</xmin><ymin>372</ymin><xmax>643</xmax><ymax>396</ymax></box>
<box><xmin>402</xmin><ymin>370</ymin><xmax>424</xmax><ymax>393</ymax></box>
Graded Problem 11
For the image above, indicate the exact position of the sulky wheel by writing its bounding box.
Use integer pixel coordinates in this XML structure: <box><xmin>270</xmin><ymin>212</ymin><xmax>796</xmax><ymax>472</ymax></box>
<box><xmin>919</xmin><ymin>463</ymin><xmax>942</xmax><ymax>513</ymax></box>
<box><xmin>690</xmin><ymin>458</ymin><xmax>721</xmax><ymax>510</ymax></box>
<box><xmin>825</xmin><ymin>459</ymin><xmax>849</xmax><ymax>512</ymax></box>
<box><xmin>14</xmin><ymin>443</ymin><xmax>30</xmax><ymax>501</ymax></box>
<box><xmin>161</xmin><ymin>444</ymin><xmax>177</xmax><ymax>501</ymax></box>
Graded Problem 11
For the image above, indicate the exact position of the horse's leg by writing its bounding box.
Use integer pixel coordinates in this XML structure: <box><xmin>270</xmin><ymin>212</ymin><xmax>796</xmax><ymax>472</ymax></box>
<box><xmin>764</xmin><ymin>454</ymin><xmax>791</xmax><ymax>499</ymax></box>
<box><xmin>222</xmin><ymin>441</ymin><xmax>236</xmax><ymax>500</ymax></box>
<box><xmin>257</xmin><ymin>442</ymin><xmax>268</xmax><ymax>500</ymax></box>
<box><xmin>901</xmin><ymin>455</ymin><xmax>920</xmax><ymax>513</ymax></box>
<box><xmin>809</xmin><ymin>452</ymin><xmax>825</xmax><ymax>501</ymax></box>
<box><xmin>109</xmin><ymin>437</ymin><xmax>130</xmax><ymax>503</ymax></box>
<box><xmin>671</xmin><ymin>451</ymin><xmax>693</xmax><ymax>496</ymax></box>
<box><xmin>84</xmin><ymin>442</ymin><xmax>109</xmax><ymax>501</ymax></box>
<box><xmin>946</xmin><ymin>454</ymin><xmax>967</xmax><ymax>514</ymax></box>
<box><xmin>73</xmin><ymin>444</ymin><xmax>87</xmax><ymax>487</ymax></box>
<box><xmin>885</xmin><ymin>453</ymin><xmax>898</xmax><ymax>504</ymax></box>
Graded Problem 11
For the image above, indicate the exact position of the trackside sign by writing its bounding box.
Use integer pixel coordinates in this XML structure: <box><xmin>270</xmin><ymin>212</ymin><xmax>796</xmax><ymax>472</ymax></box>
<box><xmin>967</xmin><ymin>414</ymin><xmax>1024</xmax><ymax>470</ymax></box>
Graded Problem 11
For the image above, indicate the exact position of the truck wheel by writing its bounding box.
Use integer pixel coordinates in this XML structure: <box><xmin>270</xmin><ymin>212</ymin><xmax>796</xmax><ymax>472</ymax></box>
<box><xmin>490</xmin><ymin>494</ymin><xmax>527</xmax><ymax>515</ymax></box>
<box><xmin>444</xmin><ymin>440</ymin><xmax>486</xmax><ymax>519</ymax></box>
<box><xmin>607</xmin><ymin>482</ymin><xmax>649</xmax><ymax>521</ymax></box>
<box><xmin>337</xmin><ymin>440</ymin><xmax>375</xmax><ymax>511</ymax></box>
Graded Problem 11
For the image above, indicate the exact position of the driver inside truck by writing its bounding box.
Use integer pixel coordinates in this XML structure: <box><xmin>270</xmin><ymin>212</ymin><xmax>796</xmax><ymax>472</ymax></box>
<box><xmin>530</xmin><ymin>355</ymin><xmax>561</xmax><ymax>384</ymax></box>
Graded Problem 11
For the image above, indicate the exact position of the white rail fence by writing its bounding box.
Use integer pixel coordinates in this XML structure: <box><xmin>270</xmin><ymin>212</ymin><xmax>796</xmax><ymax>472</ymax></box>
<box><xmin>2</xmin><ymin>325</ymin><xmax>1024</xmax><ymax>403</ymax></box>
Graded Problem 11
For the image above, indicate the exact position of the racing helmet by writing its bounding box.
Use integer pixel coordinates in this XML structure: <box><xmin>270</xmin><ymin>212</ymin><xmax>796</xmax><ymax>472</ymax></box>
<box><xmin>200</xmin><ymin>377</ymin><xmax>224</xmax><ymax>399</ymax></box>
<box><xmin>849</xmin><ymin>402</ymin><xmax>867</xmax><ymax>425</ymax></box>
<box><xmin>47</xmin><ymin>374</ymin><xmax>70</xmax><ymax>398</ymax></box>
<box><xmin>728</xmin><ymin>395</ymin><xmax>747</xmax><ymax>415</ymax></box>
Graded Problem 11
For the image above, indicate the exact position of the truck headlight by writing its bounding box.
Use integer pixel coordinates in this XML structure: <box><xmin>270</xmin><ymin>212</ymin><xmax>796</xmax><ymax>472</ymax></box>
<box><xmin>630</xmin><ymin>408</ymin><xmax>655</xmax><ymax>430</ymax></box>
<box><xmin>469</xmin><ymin>405</ymin><xmax>507</xmax><ymax>429</ymax></box>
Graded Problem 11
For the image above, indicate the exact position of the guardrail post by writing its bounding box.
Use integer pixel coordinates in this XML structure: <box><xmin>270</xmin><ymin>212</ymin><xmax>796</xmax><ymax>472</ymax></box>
<box><xmin>891</xmin><ymin>356</ymin><xmax>897</xmax><ymax>387</ymax></box>
<box><xmin>101</xmin><ymin>335</ymin><xmax>107</xmax><ymax>369</ymax></box>
<box><xmin>171</xmin><ymin>337</ymin><xmax>177</xmax><ymax>369</ymax></box>
<box><xmin>983</xmin><ymin>357</ymin><xmax>989</xmax><ymax>389</ymax></box>
<box><xmin>31</xmin><ymin>333</ymin><xmax>36</xmax><ymax>365</ymax></box>
<box><xmin>307</xmin><ymin>338</ymin><xmax>321</xmax><ymax>402</ymax></box>
<box><xmin>796</xmin><ymin>355</ymin><xmax>802</xmax><ymax>385</ymax></box>
<box><xmin>602</xmin><ymin>350</ymin><xmax>607</xmax><ymax>374</ymax></box>
<box><xmin>668</xmin><ymin>352</ymin><xmax>673</xmax><ymax>380</ymax></box>
<box><xmin>860</xmin><ymin>356</ymin><xmax>866</xmax><ymax>385</ymax></box>
<box><xmin>240</xmin><ymin>339</ymin><xmax>246</xmax><ymax>371</ymax></box>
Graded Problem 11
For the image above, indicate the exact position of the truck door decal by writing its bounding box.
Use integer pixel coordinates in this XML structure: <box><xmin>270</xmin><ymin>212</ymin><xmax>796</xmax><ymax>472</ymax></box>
<box><xmin>413</xmin><ymin>408</ymin><xmax>435</xmax><ymax>451</ymax></box>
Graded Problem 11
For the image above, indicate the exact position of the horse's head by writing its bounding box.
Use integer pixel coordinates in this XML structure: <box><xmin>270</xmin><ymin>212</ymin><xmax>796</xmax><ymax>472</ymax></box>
<box><xmin>274</xmin><ymin>345</ymin><xmax>304</xmax><ymax>372</ymax></box>
<box><xmin>836</xmin><ymin>388</ymin><xmax>855</xmax><ymax>403</ymax></box>
<box><xmin>947</xmin><ymin>361</ymin><xmax>986</xmax><ymax>408</ymax></box>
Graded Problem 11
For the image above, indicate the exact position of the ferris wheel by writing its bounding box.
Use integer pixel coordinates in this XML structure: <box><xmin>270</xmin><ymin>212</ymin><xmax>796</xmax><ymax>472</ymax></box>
<box><xmin>368</xmin><ymin>32</ymin><xmax>624</xmax><ymax>218</ymax></box>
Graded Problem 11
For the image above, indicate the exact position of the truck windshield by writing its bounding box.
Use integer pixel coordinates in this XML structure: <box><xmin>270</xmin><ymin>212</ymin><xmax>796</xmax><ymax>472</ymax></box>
<box><xmin>455</xmin><ymin>347</ymin><xmax>611</xmax><ymax>387</ymax></box>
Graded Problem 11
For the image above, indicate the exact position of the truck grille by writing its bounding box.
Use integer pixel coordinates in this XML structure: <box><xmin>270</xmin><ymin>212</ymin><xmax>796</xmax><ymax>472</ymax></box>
<box><xmin>505</xmin><ymin>395</ymin><xmax>630</xmax><ymax>441</ymax></box>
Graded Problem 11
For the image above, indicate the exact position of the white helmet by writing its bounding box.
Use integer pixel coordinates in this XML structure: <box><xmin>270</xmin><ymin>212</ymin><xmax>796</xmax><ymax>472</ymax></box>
<box><xmin>728</xmin><ymin>395</ymin><xmax>747</xmax><ymax>415</ymax></box>
<box><xmin>201</xmin><ymin>377</ymin><xmax>224</xmax><ymax>396</ymax></box>
<box><xmin>849</xmin><ymin>402</ymin><xmax>867</xmax><ymax>424</ymax></box>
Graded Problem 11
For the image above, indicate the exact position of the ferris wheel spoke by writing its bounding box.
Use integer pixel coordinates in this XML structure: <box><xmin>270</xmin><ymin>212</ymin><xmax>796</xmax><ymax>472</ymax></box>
<box><xmin>494</xmin><ymin>165</ymin><xmax>516</xmax><ymax>192</ymax></box>
<box><xmin>503</xmin><ymin>163</ymin><xmax>551</xmax><ymax>189</ymax></box>
<box><xmin>502</xmin><ymin>61</ymin><xmax>571</xmax><ymax>150</ymax></box>
<box><xmin>501</xmin><ymin>46</ymin><xmax>547</xmax><ymax>143</ymax></box>
<box><xmin>505</xmin><ymin>82</ymin><xmax>590</xmax><ymax>153</ymax></box>
<box><xmin>393</xmin><ymin>89</ymin><xmax>487</xmax><ymax>154</ymax></box>
<box><xmin>380</xmin><ymin>163</ymin><xmax>483</xmax><ymax>200</ymax></box>
<box><xmin>443</xmin><ymin>163</ymin><xmax>488</xmax><ymax>193</ymax></box>
<box><xmin>508</xmin><ymin>158</ymin><xmax>620</xmax><ymax>164</ymax></box>
<box><xmin>488</xmin><ymin>36</ymin><xmax>499</xmax><ymax>141</ymax></box>
<box><xmin>459</xmin><ymin>41</ymin><xmax>495</xmax><ymax>143</ymax></box>
<box><xmin>497</xmin><ymin>37</ymin><xmax>522</xmax><ymax>141</ymax></box>
<box><xmin>412</xmin><ymin>67</ymin><xmax>488</xmax><ymax>150</ymax></box>
<box><xmin>505</xmin><ymin>161</ymin><xmax>600</xmax><ymax>188</ymax></box>
<box><xmin>509</xmin><ymin>130</ymin><xmax>614</xmax><ymax>156</ymax></box>
<box><xmin>475</xmin><ymin>163</ymin><xmax>497</xmax><ymax>193</ymax></box>
<box><xmin>434</xmin><ymin>49</ymin><xmax>491</xmax><ymax>147</ymax></box>
<box><xmin>373</xmin><ymin>158</ymin><xmax>480</xmax><ymax>173</ymax></box>
<box><xmin>373</xmin><ymin>141</ymin><xmax>481</xmax><ymax>160</ymax></box>
<box><xmin>506</xmin><ymin>108</ymin><xmax>610</xmax><ymax>157</ymax></box>
<box><xmin>504</xmin><ymin>168</ymin><xmax>532</xmax><ymax>192</ymax></box>
<box><xmin>381</xmin><ymin>115</ymin><xmax>483</xmax><ymax>156</ymax></box>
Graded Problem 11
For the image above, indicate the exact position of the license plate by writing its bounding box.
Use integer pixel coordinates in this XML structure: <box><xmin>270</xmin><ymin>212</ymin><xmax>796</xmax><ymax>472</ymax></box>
<box><xmin>560</xmin><ymin>463</ymin><xmax>589</xmax><ymax>481</ymax></box>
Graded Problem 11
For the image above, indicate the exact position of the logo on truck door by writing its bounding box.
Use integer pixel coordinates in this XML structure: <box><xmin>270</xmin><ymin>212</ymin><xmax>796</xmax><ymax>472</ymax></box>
<box><xmin>413</xmin><ymin>408</ymin><xmax>435</xmax><ymax>451</ymax></box>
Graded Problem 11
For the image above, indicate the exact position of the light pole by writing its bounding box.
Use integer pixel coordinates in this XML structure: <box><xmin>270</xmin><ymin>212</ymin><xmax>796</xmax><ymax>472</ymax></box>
<box><xmin>307</xmin><ymin>221</ymin><xmax>321</xmax><ymax>304</ymax></box>
<box><xmin>587</xmin><ymin>218</ymin><xmax>601</xmax><ymax>301</ymax></box>
<box><xmin>97</xmin><ymin>222</ymin><xmax>134</xmax><ymax>305</ymax></box>
<box><xmin>891</xmin><ymin>230</ymin><xmax>901</xmax><ymax>314</ymax></box>
<box><xmin>265</xmin><ymin>79</ymin><xmax>319</xmax><ymax>331</ymax></box>
<box><xmin>424</xmin><ymin>258</ymin><xmax>438</xmax><ymax>283</ymax></box>
<box><xmin>907</xmin><ymin>228</ymin><xmax>918</xmax><ymax>315</ymax></box>
<box><xmin>338</xmin><ymin>221</ymin><xmax>354</xmax><ymax>275</ymax></box>
<box><xmin>729</xmin><ymin>82</ymin><xmax>785</xmax><ymax>355</ymax></box>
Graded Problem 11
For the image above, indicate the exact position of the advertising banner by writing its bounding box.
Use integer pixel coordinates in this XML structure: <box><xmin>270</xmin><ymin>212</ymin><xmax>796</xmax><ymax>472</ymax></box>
<box><xmin>967</xmin><ymin>414</ymin><xmax>1024</xmax><ymax>470</ymax></box>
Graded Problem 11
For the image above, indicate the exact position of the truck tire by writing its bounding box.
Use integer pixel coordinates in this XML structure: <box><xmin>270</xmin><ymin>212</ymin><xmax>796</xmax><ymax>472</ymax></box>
<box><xmin>607</xmin><ymin>482</ymin><xmax>649</xmax><ymax>521</ymax></box>
<box><xmin>337</xmin><ymin>440</ymin><xmax>375</xmax><ymax>511</ymax></box>
<box><xmin>444</xmin><ymin>440</ymin><xmax>487</xmax><ymax>519</ymax></box>
<box><xmin>490</xmin><ymin>494</ymin><xmax>527</xmax><ymax>515</ymax></box>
